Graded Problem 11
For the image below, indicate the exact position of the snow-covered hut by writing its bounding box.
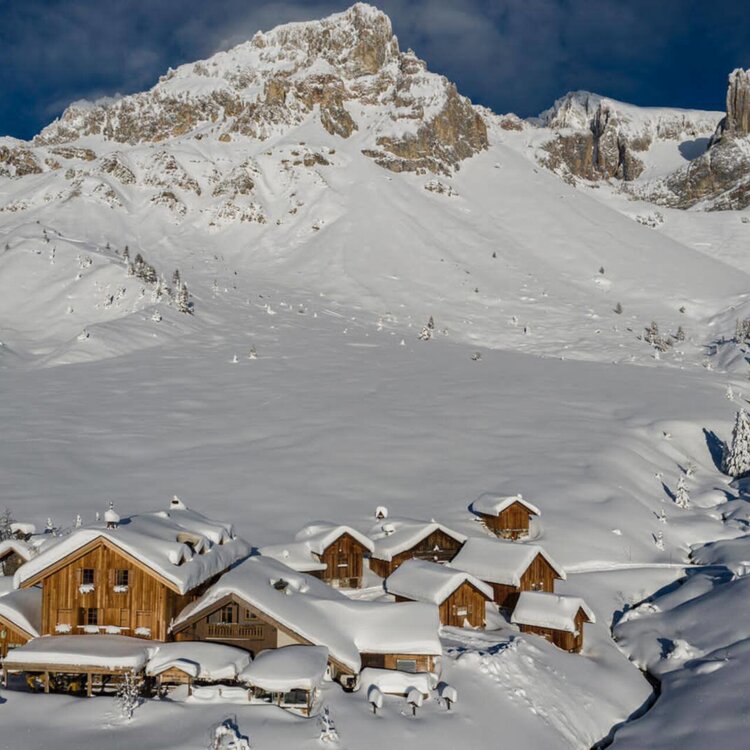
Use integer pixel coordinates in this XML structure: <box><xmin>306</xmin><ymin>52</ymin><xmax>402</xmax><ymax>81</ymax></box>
<box><xmin>239</xmin><ymin>645</ymin><xmax>328</xmax><ymax>715</ymax></box>
<box><xmin>448</xmin><ymin>537</ymin><xmax>565</xmax><ymax>609</ymax></box>
<box><xmin>0</xmin><ymin>587</ymin><xmax>41</xmax><ymax>658</ymax></box>
<box><xmin>260</xmin><ymin>522</ymin><xmax>374</xmax><ymax>588</ymax></box>
<box><xmin>13</xmin><ymin>502</ymin><xmax>251</xmax><ymax>641</ymax></box>
<box><xmin>171</xmin><ymin>556</ymin><xmax>442</xmax><ymax>686</ymax></box>
<box><xmin>0</xmin><ymin>539</ymin><xmax>35</xmax><ymax>577</ymax></box>
<box><xmin>470</xmin><ymin>493</ymin><xmax>541</xmax><ymax>539</ymax></box>
<box><xmin>367</xmin><ymin>517</ymin><xmax>466</xmax><ymax>578</ymax></box>
<box><xmin>511</xmin><ymin>592</ymin><xmax>595</xmax><ymax>652</ymax></box>
<box><xmin>146</xmin><ymin>641</ymin><xmax>251</xmax><ymax>692</ymax></box>
<box><xmin>384</xmin><ymin>559</ymin><xmax>492</xmax><ymax>628</ymax></box>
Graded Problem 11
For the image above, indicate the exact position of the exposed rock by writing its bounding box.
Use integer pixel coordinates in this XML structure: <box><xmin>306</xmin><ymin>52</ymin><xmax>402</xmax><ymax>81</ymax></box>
<box><xmin>100</xmin><ymin>154</ymin><xmax>136</xmax><ymax>185</ymax></box>
<box><xmin>50</xmin><ymin>146</ymin><xmax>97</xmax><ymax>161</ymax></box>
<box><xmin>712</xmin><ymin>68</ymin><xmax>750</xmax><ymax>143</ymax></box>
<box><xmin>0</xmin><ymin>145</ymin><xmax>43</xmax><ymax>177</ymax></box>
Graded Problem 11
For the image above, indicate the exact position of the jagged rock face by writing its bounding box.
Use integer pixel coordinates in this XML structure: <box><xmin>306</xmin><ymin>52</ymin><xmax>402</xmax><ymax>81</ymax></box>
<box><xmin>32</xmin><ymin>3</ymin><xmax>486</xmax><ymax>175</ymax></box>
<box><xmin>0</xmin><ymin>144</ymin><xmax>43</xmax><ymax>177</ymax></box>
<box><xmin>713</xmin><ymin>68</ymin><xmax>750</xmax><ymax>142</ymax></box>
<box><xmin>539</xmin><ymin>91</ymin><xmax>717</xmax><ymax>183</ymax></box>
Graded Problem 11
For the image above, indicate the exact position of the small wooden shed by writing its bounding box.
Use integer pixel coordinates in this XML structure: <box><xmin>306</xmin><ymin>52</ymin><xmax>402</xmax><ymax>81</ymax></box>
<box><xmin>511</xmin><ymin>591</ymin><xmax>595</xmax><ymax>653</ymax></box>
<box><xmin>470</xmin><ymin>493</ymin><xmax>540</xmax><ymax>539</ymax></box>
<box><xmin>0</xmin><ymin>587</ymin><xmax>41</xmax><ymax>659</ymax></box>
<box><xmin>448</xmin><ymin>537</ymin><xmax>565</xmax><ymax>609</ymax></box>
<box><xmin>0</xmin><ymin>540</ymin><xmax>34</xmax><ymax>577</ymax></box>
<box><xmin>384</xmin><ymin>558</ymin><xmax>492</xmax><ymax>628</ymax></box>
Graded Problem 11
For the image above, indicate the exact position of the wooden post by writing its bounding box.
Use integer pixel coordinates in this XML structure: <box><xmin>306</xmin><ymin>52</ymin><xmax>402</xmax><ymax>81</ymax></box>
<box><xmin>87</xmin><ymin>673</ymin><xmax>92</xmax><ymax>697</ymax></box>
<box><xmin>44</xmin><ymin>672</ymin><xmax>50</xmax><ymax>693</ymax></box>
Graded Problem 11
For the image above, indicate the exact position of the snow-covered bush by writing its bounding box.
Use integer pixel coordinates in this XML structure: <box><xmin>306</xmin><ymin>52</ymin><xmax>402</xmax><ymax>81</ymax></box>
<box><xmin>115</xmin><ymin>672</ymin><xmax>143</xmax><ymax>721</ymax></box>
<box><xmin>723</xmin><ymin>408</ymin><xmax>750</xmax><ymax>478</ymax></box>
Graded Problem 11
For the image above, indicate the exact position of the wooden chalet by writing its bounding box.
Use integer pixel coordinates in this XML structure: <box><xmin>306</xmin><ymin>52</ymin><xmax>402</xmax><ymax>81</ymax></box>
<box><xmin>471</xmin><ymin>493</ymin><xmax>541</xmax><ymax>539</ymax></box>
<box><xmin>12</xmin><ymin>499</ymin><xmax>251</xmax><ymax>641</ymax></box>
<box><xmin>0</xmin><ymin>588</ymin><xmax>41</xmax><ymax>658</ymax></box>
<box><xmin>0</xmin><ymin>540</ymin><xmax>34</xmax><ymax>577</ymax></box>
<box><xmin>511</xmin><ymin>592</ymin><xmax>595</xmax><ymax>652</ymax></box>
<box><xmin>260</xmin><ymin>523</ymin><xmax>374</xmax><ymax>589</ymax></box>
<box><xmin>171</xmin><ymin>555</ymin><xmax>442</xmax><ymax>686</ymax></box>
<box><xmin>384</xmin><ymin>559</ymin><xmax>492</xmax><ymax>628</ymax></box>
<box><xmin>367</xmin><ymin>519</ymin><xmax>467</xmax><ymax>578</ymax></box>
<box><xmin>449</xmin><ymin>537</ymin><xmax>565</xmax><ymax>609</ymax></box>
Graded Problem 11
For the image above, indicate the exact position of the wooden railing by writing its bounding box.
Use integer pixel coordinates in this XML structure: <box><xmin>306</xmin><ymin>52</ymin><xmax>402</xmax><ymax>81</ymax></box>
<box><xmin>206</xmin><ymin>623</ymin><xmax>264</xmax><ymax>639</ymax></box>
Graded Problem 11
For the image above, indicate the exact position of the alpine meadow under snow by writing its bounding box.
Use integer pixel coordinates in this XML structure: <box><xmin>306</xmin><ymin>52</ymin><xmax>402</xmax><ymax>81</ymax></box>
<box><xmin>2</xmin><ymin>3</ymin><xmax>750</xmax><ymax>749</ymax></box>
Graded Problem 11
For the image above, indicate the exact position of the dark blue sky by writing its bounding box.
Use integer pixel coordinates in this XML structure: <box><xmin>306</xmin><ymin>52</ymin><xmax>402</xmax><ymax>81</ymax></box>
<box><xmin>2</xmin><ymin>0</ymin><xmax>749</xmax><ymax>140</ymax></box>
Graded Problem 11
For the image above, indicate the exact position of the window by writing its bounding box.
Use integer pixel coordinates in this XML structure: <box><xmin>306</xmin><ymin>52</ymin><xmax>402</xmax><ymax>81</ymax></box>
<box><xmin>453</xmin><ymin>605</ymin><xmax>469</xmax><ymax>617</ymax></box>
<box><xmin>86</xmin><ymin>608</ymin><xmax>99</xmax><ymax>625</ymax></box>
<box><xmin>531</xmin><ymin>582</ymin><xmax>544</xmax><ymax>591</ymax></box>
<box><xmin>244</xmin><ymin>609</ymin><xmax>256</xmax><ymax>621</ymax></box>
<box><xmin>282</xmin><ymin>689</ymin><xmax>308</xmax><ymax>706</ymax></box>
<box><xmin>114</xmin><ymin>569</ymin><xmax>129</xmax><ymax>588</ymax></box>
<box><xmin>81</xmin><ymin>569</ymin><xmax>95</xmax><ymax>585</ymax></box>
<box><xmin>396</xmin><ymin>659</ymin><xmax>417</xmax><ymax>673</ymax></box>
<box><xmin>219</xmin><ymin>604</ymin><xmax>236</xmax><ymax>624</ymax></box>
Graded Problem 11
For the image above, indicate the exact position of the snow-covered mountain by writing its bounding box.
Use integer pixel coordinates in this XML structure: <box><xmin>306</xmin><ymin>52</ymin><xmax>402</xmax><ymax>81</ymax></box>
<box><xmin>2</xmin><ymin>5</ymin><xmax>750</xmax><ymax>750</ymax></box>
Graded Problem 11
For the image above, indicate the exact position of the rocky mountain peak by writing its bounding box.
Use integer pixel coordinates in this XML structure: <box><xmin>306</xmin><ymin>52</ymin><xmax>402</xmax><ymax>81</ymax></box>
<box><xmin>711</xmin><ymin>68</ymin><xmax>750</xmax><ymax>145</ymax></box>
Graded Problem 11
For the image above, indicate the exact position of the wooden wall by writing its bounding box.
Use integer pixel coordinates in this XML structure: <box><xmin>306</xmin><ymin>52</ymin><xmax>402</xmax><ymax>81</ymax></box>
<box><xmin>518</xmin><ymin>609</ymin><xmax>588</xmax><ymax>652</ymax></box>
<box><xmin>35</xmin><ymin>540</ymin><xmax>181</xmax><ymax>641</ymax></box>
<box><xmin>395</xmin><ymin>581</ymin><xmax>487</xmax><ymax>628</ymax></box>
<box><xmin>480</xmin><ymin>502</ymin><xmax>533</xmax><ymax>539</ymax></box>
<box><xmin>0</xmin><ymin>551</ymin><xmax>26</xmax><ymax>577</ymax></box>
<box><xmin>359</xmin><ymin>653</ymin><xmax>436</xmax><ymax>673</ymax></box>
<box><xmin>0</xmin><ymin>616</ymin><xmax>31</xmax><ymax>658</ymax></box>
<box><xmin>490</xmin><ymin>553</ymin><xmax>561</xmax><ymax>609</ymax></box>
<box><xmin>370</xmin><ymin>530</ymin><xmax>464</xmax><ymax>578</ymax></box>
<box><xmin>317</xmin><ymin>534</ymin><xmax>369</xmax><ymax>588</ymax></box>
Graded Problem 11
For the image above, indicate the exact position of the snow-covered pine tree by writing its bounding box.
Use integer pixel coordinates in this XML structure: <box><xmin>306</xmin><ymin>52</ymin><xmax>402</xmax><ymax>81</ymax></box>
<box><xmin>0</xmin><ymin>508</ymin><xmax>15</xmax><ymax>541</ymax></box>
<box><xmin>123</xmin><ymin>246</ymin><xmax>130</xmax><ymax>262</ymax></box>
<box><xmin>674</xmin><ymin>474</ymin><xmax>690</xmax><ymax>508</ymax></box>
<box><xmin>115</xmin><ymin>672</ymin><xmax>143</xmax><ymax>721</ymax></box>
<box><xmin>735</xmin><ymin>318</ymin><xmax>750</xmax><ymax>343</ymax></box>
<box><xmin>675</xmin><ymin>326</ymin><xmax>685</xmax><ymax>342</ymax></box>
<box><xmin>171</xmin><ymin>269</ymin><xmax>181</xmax><ymax>289</ymax></box>
<box><xmin>427</xmin><ymin>316</ymin><xmax>435</xmax><ymax>330</ymax></box>
<box><xmin>723</xmin><ymin>408</ymin><xmax>750</xmax><ymax>478</ymax></box>
<box><xmin>644</xmin><ymin>321</ymin><xmax>659</xmax><ymax>344</ymax></box>
<box><xmin>177</xmin><ymin>283</ymin><xmax>191</xmax><ymax>314</ymax></box>
<box><xmin>614</xmin><ymin>302</ymin><xmax>623</xmax><ymax>315</ymax></box>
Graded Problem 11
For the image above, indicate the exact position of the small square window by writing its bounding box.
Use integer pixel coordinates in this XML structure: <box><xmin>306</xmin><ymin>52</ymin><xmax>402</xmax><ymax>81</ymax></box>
<box><xmin>114</xmin><ymin>569</ymin><xmax>129</xmax><ymax>587</ymax></box>
<box><xmin>81</xmin><ymin>569</ymin><xmax>95</xmax><ymax>585</ymax></box>
<box><xmin>396</xmin><ymin>659</ymin><xmax>417</xmax><ymax>673</ymax></box>
<box><xmin>86</xmin><ymin>608</ymin><xmax>99</xmax><ymax>626</ymax></box>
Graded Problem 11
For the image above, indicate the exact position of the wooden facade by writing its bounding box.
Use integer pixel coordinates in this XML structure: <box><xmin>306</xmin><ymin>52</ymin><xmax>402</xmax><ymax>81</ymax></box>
<box><xmin>0</xmin><ymin>614</ymin><xmax>33</xmax><ymax>659</ymax></box>
<box><xmin>517</xmin><ymin>608</ymin><xmax>590</xmax><ymax>653</ymax></box>
<box><xmin>394</xmin><ymin>580</ymin><xmax>488</xmax><ymax>628</ymax></box>
<box><xmin>20</xmin><ymin>538</ymin><xmax>216</xmax><ymax>641</ymax></box>
<box><xmin>314</xmin><ymin>533</ymin><xmax>370</xmax><ymax>588</ymax></box>
<box><xmin>370</xmin><ymin>529</ymin><xmax>464</xmax><ymax>578</ymax></box>
<box><xmin>359</xmin><ymin>652</ymin><xmax>436</xmax><ymax>674</ymax></box>
<box><xmin>479</xmin><ymin>501</ymin><xmax>537</xmax><ymax>539</ymax></box>
<box><xmin>490</xmin><ymin>553</ymin><xmax>562</xmax><ymax>609</ymax></box>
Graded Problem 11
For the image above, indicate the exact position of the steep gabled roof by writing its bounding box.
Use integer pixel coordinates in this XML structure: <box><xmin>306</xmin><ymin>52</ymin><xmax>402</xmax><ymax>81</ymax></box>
<box><xmin>172</xmin><ymin>556</ymin><xmax>441</xmax><ymax>672</ymax></box>
<box><xmin>0</xmin><ymin>539</ymin><xmax>35</xmax><ymax>563</ymax></box>
<box><xmin>448</xmin><ymin>537</ymin><xmax>565</xmax><ymax>586</ymax></box>
<box><xmin>0</xmin><ymin>587</ymin><xmax>42</xmax><ymax>638</ymax></box>
<box><xmin>385</xmin><ymin>558</ymin><xmax>493</xmax><ymax>604</ymax></box>
<box><xmin>511</xmin><ymin>591</ymin><xmax>595</xmax><ymax>633</ymax></box>
<box><xmin>470</xmin><ymin>493</ymin><xmax>541</xmax><ymax>518</ymax></box>
<box><xmin>259</xmin><ymin>522</ymin><xmax>374</xmax><ymax>573</ymax></box>
<box><xmin>14</xmin><ymin>506</ymin><xmax>251</xmax><ymax>595</ymax></box>
<box><xmin>367</xmin><ymin>517</ymin><xmax>467</xmax><ymax>562</ymax></box>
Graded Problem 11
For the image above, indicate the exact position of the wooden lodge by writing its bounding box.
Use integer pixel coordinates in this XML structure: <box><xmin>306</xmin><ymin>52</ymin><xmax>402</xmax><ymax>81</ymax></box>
<box><xmin>511</xmin><ymin>592</ymin><xmax>595</xmax><ymax>653</ymax></box>
<box><xmin>385</xmin><ymin>558</ymin><xmax>492</xmax><ymax>628</ymax></box>
<box><xmin>11</xmin><ymin>499</ymin><xmax>251</xmax><ymax>641</ymax></box>
<box><xmin>368</xmin><ymin>519</ymin><xmax>467</xmax><ymax>579</ymax></box>
<box><xmin>449</xmin><ymin>537</ymin><xmax>565</xmax><ymax>609</ymax></box>
<box><xmin>471</xmin><ymin>493</ymin><xmax>541</xmax><ymax>540</ymax></box>
<box><xmin>260</xmin><ymin>523</ymin><xmax>375</xmax><ymax>589</ymax></box>
<box><xmin>0</xmin><ymin>588</ymin><xmax>41</xmax><ymax>658</ymax></box>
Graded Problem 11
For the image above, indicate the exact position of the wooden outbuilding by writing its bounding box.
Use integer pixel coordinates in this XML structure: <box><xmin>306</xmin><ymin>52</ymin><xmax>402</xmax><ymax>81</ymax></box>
<box><xmin>0</xmin><ymin>540</ymin><xmax>34</xmax><ymax>577</ymax></box>
<box><xmin>12</xmin><ymin>500</ymin><xmax>251</xmax><ymax>641</ymax></box>
<box><xmin>384</xmin><ymin>558</ymin><xmax>492</xmax><ymax>628</ymax></box>
<box><xmin>260</xmin><ymin>523</ymin><xmax>374</xmax><ymax>589</ymax></box>
<box><xmin>511</xmin><ymin>591</ymin><xmax>595</xmax><ymax>653</ymax></box>
<box><xmin>0</xmin><ymin>587</ymin><xmax>41</xmax><ymax>658</ymax></box>
<box><xmin>367</xmin><ymin>519</ymin><xmax>467</xmax><ymax>578</ymax></box>
<box><xmin>449</xmin><ymin>537</ymin><xmax>565</xmax><ymax>609</ymax></box>
<box><xmin>470</xmin><ymin>493</ymin><xmax>541</xmax><ymax>539</ymax></box>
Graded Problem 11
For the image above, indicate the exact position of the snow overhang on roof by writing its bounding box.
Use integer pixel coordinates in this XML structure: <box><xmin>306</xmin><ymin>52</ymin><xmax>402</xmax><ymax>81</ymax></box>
<box><xmin>13</xmin><ymin>507</ymin><xmax>251</xmax><ymax>595</ymax></box>
<box><xmin>0</xmin><ymin>587</ymin><xmax>42</xmax><ymax>638</ymax></box>
<box><xmin>511</xmin><ymin>591</ymin><xmax>595</xmax><ymax>633</ymax></box>
<box><xmin>448</xmin><ymin>538</ymin><xmax>565</xmax><ymax>586</ymax></box>
<box><xmin>239</xmin><ymin>645</ymin><xmax>329</xmax><ymax>691</ymax></box>
<box><xmin>384</xmin><ymin>558</ymin><xmax>493</xmax><ymax>604</ymax></box>
<box><xmin>294</xmin><ymin>522</ymin><xmax>375</xmax><ymax>555</ymax></box>
<box><xmin>470</xmin><ymin>493</ymin><xmax>541</xmax><ymax>518</ymax></box>
<box><xmin>0</xmin><ymin>539</ymin><xmax>35</xmax><ymax>563</ymax></box>
<box><xmin>368</xmin><ymin>518</ymin><xmax>467</xmax><ymax>562</ymax></box>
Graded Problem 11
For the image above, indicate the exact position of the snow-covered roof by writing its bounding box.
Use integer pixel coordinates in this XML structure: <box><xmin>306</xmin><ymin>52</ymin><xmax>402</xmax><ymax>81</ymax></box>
<box><xmin>0</xmin><ymin>586</ymin><xmax>42</xmax><ymax>637</ymax></box>
<box><xmin>367</xmin><ymin>517</ymin><xmax>466</xmax><ymax>562</ymax></box>
<box><xmin>0</xmin><ymin>577</ymin><xmax>14</xmax><ymax>597</ymax></box>
<box><xmin>511</xmin><ymin>592</ymin><xmax>595</xmax><ymax>633</ymax></box>
<box><xmin>172</xmin><ymin>556</ymin><xmax>441</xmax><ymax>672</ymax></box>
<box><xmin>384</xmin><ymin>559</ymin><xmax>493</xmax><ymax>604</ymax></box>
<box><xmin>470</xmin><ymin>493</ymin><xmax>541</xmax><ymax>518</ymax></box>
<box><xmin>359</xmin><ymin>667</ymin><xmax>434</xmax><ymax>696</ymax></box>
<box><xmin>0</xmin><ymin>539</ymin><xmax>35</xmax><ymax>563</ymax></box>
<box><xmin>14</xmin><ymin>505</ymin><xmax>251</xmax><ymax>595</ymax></box>
<box><xmin>9</xmin><ymin>522</ymin><xmax>36</xmax><ymax>536</ymax></box>
<box><xmin>146</xmin><ymin>641</ymin><xmax>250</xmax><ymax>680</ymax></box>
<box><xmin>259</xmin><ymin>522</ymin><xmax>373</xmax><ymax>573</ymax></box>
<box><xmin>239</xmin><ymin>645</ymin><xmax>328</xmax><ymax>691</ymax></box>
<box><xmin>2</xmin><ymin>635</ymin><xmax>154</xmax><ymax>670</ymax></box>
<box><xmin>448</xmin><ymin>538</ymin><xmax>565</xmax><ymax>586</ymax></box>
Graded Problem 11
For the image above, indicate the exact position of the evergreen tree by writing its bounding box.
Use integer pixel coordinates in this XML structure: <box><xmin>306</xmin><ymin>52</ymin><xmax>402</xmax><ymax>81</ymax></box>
<box><xmin>675</xmin><ymin>474</ymin><xmax>690</xmax><ymax>508</ymax></box>
<box><xmin>177</xmin><ymin>283</ymin><xmax>191</xmax><ymax>314</ymax></box>
<box><xmin>123</xmin><ymin>246</ymin><xmax>130</xmax><ymax>262</ymax></box>
<box><xmin>723</xmin><ymin>408</ymin><xmax>750</xmax><ymax>477</ymax></box>
<box><xmin>171</xmin><ymin>269</ymin><xmax>181</xmax><ymax>289</ymax></box>
<box><xmin>0</xmin><ymin>507</ymin><xmax>15</xmax><ymax>541</ymax></box>
<box><xmin>614</xmin><ymin>302</ymin><xmax>623</xmax><ymax>315</ymax></box>
<box><xmin>675</xmin><ymin>326</ymin><xmax>685</xmax><ymax>342</ymax></box>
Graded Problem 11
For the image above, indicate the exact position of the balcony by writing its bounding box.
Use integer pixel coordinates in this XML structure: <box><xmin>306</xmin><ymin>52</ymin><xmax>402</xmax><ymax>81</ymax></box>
<box><xmin>206</xmin><ymin>623</ymin><xmax>265</xmax><ymax>640</ymax></box>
